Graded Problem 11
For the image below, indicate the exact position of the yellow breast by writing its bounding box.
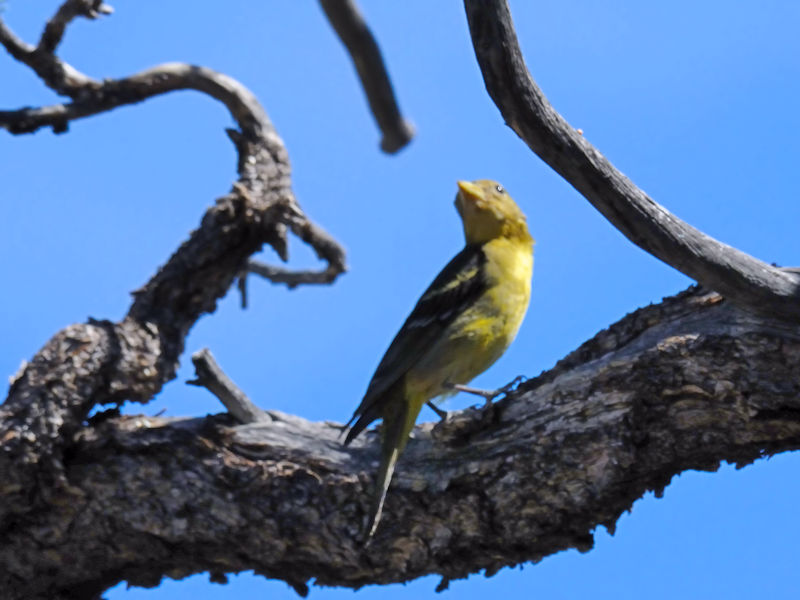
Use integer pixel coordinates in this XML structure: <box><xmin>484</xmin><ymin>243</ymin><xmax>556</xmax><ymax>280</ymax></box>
<box><xmin>407</xmin><ymin>236</ymin><xmax>534</xmax><ymax>399</ymax></box>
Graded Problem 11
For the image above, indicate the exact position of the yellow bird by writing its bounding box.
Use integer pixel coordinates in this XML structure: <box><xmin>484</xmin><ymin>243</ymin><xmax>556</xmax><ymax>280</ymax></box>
<box><xmin>345</xmin><ymin>179</ymin><xmax>534</xmax><ymax>539</ymax></box>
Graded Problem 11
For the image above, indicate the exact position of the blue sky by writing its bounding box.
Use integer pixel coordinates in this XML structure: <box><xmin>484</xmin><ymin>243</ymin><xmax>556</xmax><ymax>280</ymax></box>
<box><xmin>3</xmin><ymin>1</ymin><xmax>800</xmax><ymax>598</ymax></box>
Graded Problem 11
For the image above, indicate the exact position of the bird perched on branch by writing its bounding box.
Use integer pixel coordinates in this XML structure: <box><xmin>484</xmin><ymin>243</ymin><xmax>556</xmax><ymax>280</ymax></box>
<box><xmin>344</xmin><ymin>179</ymin><xmax>534</xmax><ymax>540</ymax></box>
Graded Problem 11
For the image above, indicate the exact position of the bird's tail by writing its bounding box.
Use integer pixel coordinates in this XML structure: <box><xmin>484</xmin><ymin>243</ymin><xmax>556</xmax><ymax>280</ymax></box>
<box><xmin>365</xmin><ymin>445</ymin><xmax>400</xmax><ymax>541</ymax></box>
<box><xmin>364</xmin><ymin>388</ymin><xmax>420</xmax><ymax>541</ymax></box>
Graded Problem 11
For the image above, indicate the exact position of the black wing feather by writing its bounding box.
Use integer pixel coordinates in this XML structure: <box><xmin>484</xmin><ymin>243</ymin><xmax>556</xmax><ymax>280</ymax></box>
<box><xmin>345</xmin><ymin>244</ymin><xmax>487</xmax><ymax>443</ymax></box>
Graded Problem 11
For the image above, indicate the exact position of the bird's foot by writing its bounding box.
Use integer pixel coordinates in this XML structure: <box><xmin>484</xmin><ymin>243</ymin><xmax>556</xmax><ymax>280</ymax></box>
<box><xmin>447</xmin><ymin>375</ymin><xmax>527</xmax><ymax>407</ymax></box>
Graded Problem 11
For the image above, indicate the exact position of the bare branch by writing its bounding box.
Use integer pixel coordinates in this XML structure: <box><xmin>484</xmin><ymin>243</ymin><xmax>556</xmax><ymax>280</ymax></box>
<box><xmin>4</xmin><ymin>287</ymin><xmax>800</xmax><ymax>598</ymax></box>
<box><xmin>188</xmin><ymin>349</ymin><xmax>268</xmax><ymax>424</ymax></box>
<box><xmin>463</xmin><ymin>0</ymin><xmax>800</xmax><ymax>321</ymax></box>
<box><xmin>1</xmin><ymin>62</ymin><xmax>272</xmax><ymax>135</ymax></box>
<box><xmin>319</xmin><ymin>0</ymin><xmax>415</xmax><ymax>153</ymax></box>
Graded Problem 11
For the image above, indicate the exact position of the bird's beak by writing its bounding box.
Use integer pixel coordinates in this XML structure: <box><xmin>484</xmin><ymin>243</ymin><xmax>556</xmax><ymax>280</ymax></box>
<box><xmin>457</xmin><ymin>180</ymin><xmax>483</xmax><ymax>203</ymax></box>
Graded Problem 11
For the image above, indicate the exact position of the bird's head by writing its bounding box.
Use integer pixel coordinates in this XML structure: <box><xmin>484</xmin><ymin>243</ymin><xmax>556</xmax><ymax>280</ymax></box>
<box><xmin>455</xmin><ymin>179</ymin><xmax>532</xmax><ymax>245</ymax></box>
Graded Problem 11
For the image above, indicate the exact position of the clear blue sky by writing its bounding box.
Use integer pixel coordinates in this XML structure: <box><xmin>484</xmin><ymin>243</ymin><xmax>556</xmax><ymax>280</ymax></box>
<box><xmin>3</xmin><ymin>1</ymin><xmax>800</xmax><ymax>598</ymax></box>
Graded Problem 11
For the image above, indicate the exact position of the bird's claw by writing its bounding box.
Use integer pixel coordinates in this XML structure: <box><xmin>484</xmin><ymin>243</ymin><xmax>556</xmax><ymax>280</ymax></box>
<box><xmin>446</xmin><ymin>375</ymin><xmax>528</xmax><ymax>407</ymax></box>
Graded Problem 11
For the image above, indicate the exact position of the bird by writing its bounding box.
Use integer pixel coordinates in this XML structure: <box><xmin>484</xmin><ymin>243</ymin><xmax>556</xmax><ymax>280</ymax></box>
<box><xmin>344</xmin><ymin>179</ymin><xmax>534</xmax><ymax>540</ymax></box>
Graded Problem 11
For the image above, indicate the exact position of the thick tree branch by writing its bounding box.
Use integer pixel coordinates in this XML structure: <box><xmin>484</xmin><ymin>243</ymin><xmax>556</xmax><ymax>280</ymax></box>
<box><xmin>319</xmin><ymin>0</ymin><xmax>414</xmax><ymax>153</ymax></box>
<box><xmin>463</xmin><ymin>0</ymin><xmax>800</xmax><ymax>321</ymax></box>
<box><xmin>0</xmin><ymin>4</ymin><xmax>345</xmax><ymax>528</ymax></box>
<box><xmin>4</xmin><ymin>287</ymin><xmax>800</xmax><ymax>599</ymax></box>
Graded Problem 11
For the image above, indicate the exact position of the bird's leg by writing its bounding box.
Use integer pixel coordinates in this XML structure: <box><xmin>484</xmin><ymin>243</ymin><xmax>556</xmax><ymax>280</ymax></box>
<box><xmin>448</xmin><ymin>383</ymin><xmax>497</xmax><ymax>404</ymax></box>
<box><xmin>447</xmin><ymin>376</ymin><xmax>527</xmax><ymax>406</ymax></box>
<box><xmin>426</xmin><ymin>401</ymin><xmax>449</xmax><ymax>421</ymax></box>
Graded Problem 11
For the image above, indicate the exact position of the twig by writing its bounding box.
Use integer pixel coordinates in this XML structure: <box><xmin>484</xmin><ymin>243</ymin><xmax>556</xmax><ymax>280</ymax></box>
<box><xmin>319</xmin><ymin>0</ymin><xmax>414</xmax><ymax>153</ymax></box>
<box><xmin>237</xmin><ymin>271</ymin><xmax>249</xmax><ymax>309</ymax></box>
<box><xmin>247</xmin><ymin>260</ymin><xmax>343</xmax><ymax>289</ymax></box>
<box><xmin>188</xmin><ymin>349</ymin><xmax>268</xmax><ymax>425</ymax></box>
<box><xmin>284</xmin><ymin>207</ymin><xmax>348</xmax><ymax>273</ymax></box>
<box><xmin>463</xmin><ymin>0</ymin><xmax>800</xmax><ymax>321</ymax></box>
<box><xmin>244</xmin><ymin>202</ymin><xmax>348</xmax><ymax>289</ymax></box>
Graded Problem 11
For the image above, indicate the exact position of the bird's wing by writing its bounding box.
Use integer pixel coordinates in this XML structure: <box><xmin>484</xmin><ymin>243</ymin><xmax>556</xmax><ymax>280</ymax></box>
<box><xmin>345</xmin><ymin>244</ymin><xmax>487</xmax><ymax>443</ymax></box>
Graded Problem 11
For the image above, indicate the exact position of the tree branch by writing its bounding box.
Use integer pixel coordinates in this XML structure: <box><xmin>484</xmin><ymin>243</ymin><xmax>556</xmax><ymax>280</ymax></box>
<box><xmin>463</xmin><ymin>0</ymin><xmax>800</xmax><ymax>321</ymax></box>
<box><xmin>319</xmin><ymin>0</ymin><xmax>415</xmax><ymax>153</ymax></box>
<box><xmin>0</xmin><ymin>3</ymin><xmax>345</xmax><ymax>528</ymax></box>
<box><xmin>187</xmin><ymin>349</ymin><xmax>269</xmax><ymax>425</ymax></box>
<box><xmin>1</xmin><ymin>62</ymin><xmax>278</xmax><ymax>136</ymax></box>
<box><xmin>4</xmin><ymin>287</ymin><xmax>800</xmax><ymax>599</ymax></box>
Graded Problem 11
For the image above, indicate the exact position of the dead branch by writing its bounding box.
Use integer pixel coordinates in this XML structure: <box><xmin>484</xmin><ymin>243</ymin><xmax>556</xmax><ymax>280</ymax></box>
<box><xmin>319</xmin><ymin>0</ymin><xmax>415</xmax><ymax>153</ymax></box>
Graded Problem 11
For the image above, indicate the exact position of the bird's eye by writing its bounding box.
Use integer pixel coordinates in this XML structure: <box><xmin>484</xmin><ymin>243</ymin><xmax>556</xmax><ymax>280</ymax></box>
<box><xmin>495</xmin><ymin>184</ymin><xmax>505</xmax><ymax>194</ymax></box>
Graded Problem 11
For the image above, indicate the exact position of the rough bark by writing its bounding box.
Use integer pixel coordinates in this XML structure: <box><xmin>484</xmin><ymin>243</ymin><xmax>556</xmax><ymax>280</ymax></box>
<box><xmin>3</xmin><ymin>287</ymin><xmax>800</xmax><ymax>599</ymax></box>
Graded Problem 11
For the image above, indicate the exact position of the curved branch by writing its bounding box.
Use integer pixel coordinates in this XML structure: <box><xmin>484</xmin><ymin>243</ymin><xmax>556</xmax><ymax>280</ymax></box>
<box><xmin>245</xmin><ymin>206</ymin><xmax>349</xmax><ymax>288</ymax></box>
<box><xmin>4</xmin><ymin>287</ymin><xmax>800</xmax><ymax>598</ymax></box>
<box><xmin>463</xmin><ymin>0</ymin><xmax>800</xmax><ymax>321</ymax></box>
<box><xmin>319</xmin><ymin>0</ymin><xmax>415</xmax><ymax>153</ymax></box>
<box><xmin>0</xmin><ymin>63</ymin><xmax>273</xmax><ymax>136</ymax></box>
